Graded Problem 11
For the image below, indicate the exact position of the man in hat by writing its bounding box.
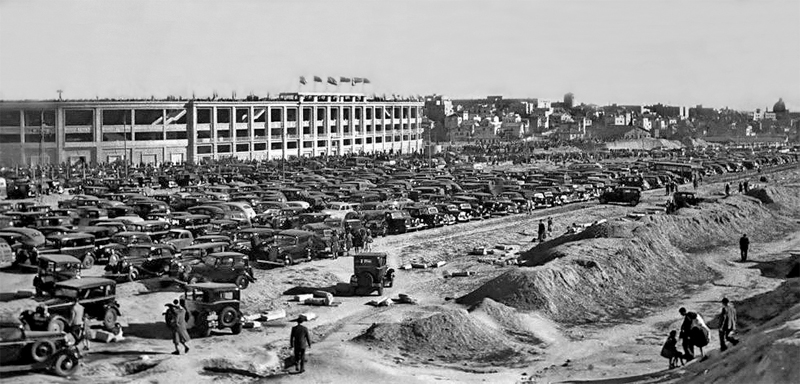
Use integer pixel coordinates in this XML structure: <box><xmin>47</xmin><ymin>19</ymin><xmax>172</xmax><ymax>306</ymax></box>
<box><xmin>289</xmin><ymin>315</ymin><xmax>312</xmax><ymax>373</ymax></box>
<box><xmin>719</xmin><ymin>298</ymin><xmax>738</xmax><ymax>352</ymax></box>
<box><xmin>166</xmin><ymin>299</ymin><xmax>190</xmax><ymax>355</ymax></box>
<box><xmin>739</xmin><ymin>234</ymin><xmax>750</xmax><ymax>262</ymax></box>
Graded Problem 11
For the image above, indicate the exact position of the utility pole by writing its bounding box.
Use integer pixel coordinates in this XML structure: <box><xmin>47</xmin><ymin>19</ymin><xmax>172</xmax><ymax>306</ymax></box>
<box><xmin>124</xmin><ymin>111</ymin><xmax>129</xmax><ymax>179</ymax></box>
<box><xmin>56</xmin><ymin>90</ymin><xmax>63</xmax><ymax>101</ymax></box>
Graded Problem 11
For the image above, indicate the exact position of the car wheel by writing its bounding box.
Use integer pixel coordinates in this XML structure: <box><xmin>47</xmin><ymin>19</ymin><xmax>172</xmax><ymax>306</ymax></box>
<box><xmin>30</xmin><ymin>340</ymin><xmax>55</xmax><ymax>363</ymax></box>
<box><xmin>52</xmin><ymin>352</ymin><xmax>80</xmax><ymax>377</ymax></box>
<box><xmin>127</xmin><ymin>268</ymin><xmax>139</xmax><ymax>282</ymax></box>
<box><xmin>46</xmin><ymin>317</ymin><xmax>67</xmax><ymax>333</ymax></box>
<box><xmin>231</xmin><ymin>322</ymin><xmax>242</xmax><ymax>335</ymax></box>
<box><xmin>357</xmin><ymin>272</ymin><xmax>374</xmax><ymax>295</ymax></box>
<box><xmin>81</xmin><ymin>255</ymin><xmax>95</xmax><ymax>269</ymax></box>
<box><xmin>219</xmin><ymin>307</ymin><xmax>237</xmax><ymax>328</ymax></box>
<box><xmin>103</xmin><ymin>309</ymin><xmax>118</xmax><ymax>331</ymax></box>
<box><xmin>234</xmin><ymin>275</ymin><xmax>249</xmax><ymax>289</ymax></box>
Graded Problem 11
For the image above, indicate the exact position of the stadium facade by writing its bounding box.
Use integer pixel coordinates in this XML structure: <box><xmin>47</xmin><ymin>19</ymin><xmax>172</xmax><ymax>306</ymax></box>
<box><xmin>0</xmin><ymin>93</ymin><xmax>424</xmax><ymax>166</ymax></box>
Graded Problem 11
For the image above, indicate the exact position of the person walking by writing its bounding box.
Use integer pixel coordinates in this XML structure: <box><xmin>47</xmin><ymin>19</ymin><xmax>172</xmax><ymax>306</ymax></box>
<box><xmin>738</xmin><ymin>181</ymin><xmax>743</xmax><ymax>193</ymax></box>
<box><xmin>166</xmin><ymin>299</ymin><xmax>190</xmax><ymax>355</ymax></box>
<box><xmin>677</xmin><ymin>308</ymin><xmax>695</xmax><ymax>360</ymax></box>
<box><xmin>739</xmin><ymin>234</ymin><xmax>750</xmax><ymax>262</ymax></box>
<box><xmin>69</xmin><ymin>299</ymin><xmax>88</xmax><ymax>350</ymax></box>
<box><xmin>289</xmin><ymin>315</ymin><xmax>312</xmax><ymax>373</ymax></box>
<box><xmin>719</xmin><ymin>298</ymin><xmax>739</xmax><ymax>352</ymax></box>
<box><xmin>344</xmin><ymin>231</ymin><xmax>354</xmax><ymax>256</ymax></box>
<box><xmin>724</xmin><ymin>182</ymin><xmax>730</xmax><ymax>197</ymax></box>
<box><xmin>537</xmin><ymin>220</ymin><xmax>546</xmax><ymax>242</ymax></box>
<box><xmin>547</xmin><ymin>217</ymin><xmax>553</xmax><ymax>234</ymax></box>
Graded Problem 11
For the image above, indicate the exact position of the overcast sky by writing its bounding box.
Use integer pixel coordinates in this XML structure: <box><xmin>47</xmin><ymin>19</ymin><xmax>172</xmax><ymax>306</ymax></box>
<box><xmin>1</xmin><ymin>0</ymin><xmax>798</xmax><ymax>110</ymax></box>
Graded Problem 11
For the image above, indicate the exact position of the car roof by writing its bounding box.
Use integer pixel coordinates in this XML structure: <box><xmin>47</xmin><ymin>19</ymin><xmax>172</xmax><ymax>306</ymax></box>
<box><xmin>114</xmin><ymin>231</ymin><xmax>150</xmax><ymax>237</ymax></box>
<box><xmin>186</xmin><ymin>282</ymin><xmax>239</xmax><ymax>291</ymax></box>
<box><xmin>207</xmin><ymin>251</ymin><xmax>247</xmax><ymax>258</ymax></box>
<box><xmin>354</xmin><ymin>252</ymin><xmax>387</xmax><ymax>258</ymax></box>
<box><xmin>55</xmin><ymin>277</ymin><xmax>115</xmax><ymax>289</ymax></box>
<box><xmin>278</xmin><ymin>229</ymin><xmax>313</xmax><ymax>237</ymax></box>
<box><xmin>47</xmin><ymin>232</ymin><xmax>94</xmax><ymax>240</ymax></box>
<box><xmin>183</xmin><ymin>242</ymin><xmax>227</xmax><ymax>250</ymax></box>
<box><xmin>39</xmin><ymin>254</ymin><xmax>82</xmax><ymax>263</ymax></box>
<box><xmin>239</xmin><ymin>228</ymin><xmax>277</xmax><ymax>234</ymax></box>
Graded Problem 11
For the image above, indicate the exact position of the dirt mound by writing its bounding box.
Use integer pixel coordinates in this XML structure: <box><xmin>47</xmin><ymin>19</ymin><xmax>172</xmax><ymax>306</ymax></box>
<box><xmin>467</xmin><ymin>298</ymin><xmax>562</xmax><ymax>345</ymax></box>
<box><xmin>522</xmin><ymin>221</ymin><xmax>637</xmax><ymax>266</ymax></box>
<box><xmin>708</xmin><ymin>278</ymin><xmax>800</xmax><ymax>331</ymax></box>
<box><xmin>462</xmin><ymin>190</ymin><xmax>800</xmax><ymax>324</ymax></box>
<box><xmin>353</xmin><ymin>306</ymin><xmax>527</xmax><ymax>365</ymax></box>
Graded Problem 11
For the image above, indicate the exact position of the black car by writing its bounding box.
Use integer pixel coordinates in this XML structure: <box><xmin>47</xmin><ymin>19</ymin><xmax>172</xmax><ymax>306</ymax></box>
<box><xmin>0</xmin><ymin>317</ymin><xmax>81</xmax><ymax>377</ymax></box>
<box><xmin>174</xmin><ymin>252</ymin><xmax>255</xmax><ymax>289</ymax></box>
<box><xmin>20</xmin><ymin>277</ymin><xmax>121</xmax><ymax>333</ymax></box>
<box><xmin>104</xmin><ymin>244</ymin><xmax>177</xmax><ymax>282</ymax></box>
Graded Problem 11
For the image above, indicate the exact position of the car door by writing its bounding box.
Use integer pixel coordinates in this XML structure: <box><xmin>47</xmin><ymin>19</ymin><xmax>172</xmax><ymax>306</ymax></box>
<box><xmin>215</xmin><ymin>257</ymin><xmax>236</xmax><ymax>282</ymax></box>
<box><xmin>0</xmin><ymin>326</ymin><xmax>26</xmax><ymax>364</ymax></box>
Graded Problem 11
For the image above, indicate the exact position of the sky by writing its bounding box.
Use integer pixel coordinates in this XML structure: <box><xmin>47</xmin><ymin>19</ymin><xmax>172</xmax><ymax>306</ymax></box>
<box><xmin>1</xmin><ymin>0</ymin><xmax>798</xmax><ymax>110</ymax></box>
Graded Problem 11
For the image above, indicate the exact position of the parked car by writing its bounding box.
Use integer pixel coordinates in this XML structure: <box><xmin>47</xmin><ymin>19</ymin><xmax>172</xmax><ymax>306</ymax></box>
<box><xmin>20</xmin><ymin>277</ymin><xmax>121</xmax><ymax>332</ymax></box>
<box><xmin>180</xmin><ymin>283</ymin><xmax>243</xmax><ymax>337</ymax></box>
<box><xmin>0</xmin><ymin>317</ymin><xmax>82</xmax><ymax>377</ymax></box>
<box><xmin>257</xmin><ymin>229</ymin><xmax>315</xmax><ymax>267</ymax></box>
<box><xmin>598</xmin><ymin>186</ymin><xmax>642</xmax><ymax>206</ymax></box>
<box><xmin>349</xmin><ymin>252</ymin><xmax>395</xmax><ymax>296</ymax></box>
<box><xmin>161</xmin><ymin>229</ymin><xmax>195</xmax><ymax>252</ymax></box>
<box><xmin>104</xmin><ymin>244</ymin><xmax>177</xmax><ymax>282</ymax></box>
<box><xmin>38</xmin><ymin>233</ymin><xmax>97</xmax><ymax>269</ymax></box>
<box><xmin>173</xmin><ymin>252</ymin><xmax>255</xmax><ymax>289</ymax></box>
<box><xmin>32</xmin><ymin>255</ymin><xmax>82</xmax><ymax>296</ymax></box>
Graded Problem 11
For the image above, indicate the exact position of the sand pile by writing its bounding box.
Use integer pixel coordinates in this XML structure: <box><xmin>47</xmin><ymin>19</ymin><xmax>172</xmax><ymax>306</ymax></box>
<box><xmin>707</xmin><ymin>278</ymin><xmax>800</xmax><ymax>331</ymax></box>
<box><xmin>353</xmin><ymin>306</ymin><xmax>526</xmax><ymax>364</ymax></box>
<box><xmin>460</xmin><ymin>189</ymin><xmax>800</xmax><ymax>323</ymax></box>
<box><xmin>467</xmin><ymin>298</ymin><xmax>563</xmax><ymax>345</ymax></box>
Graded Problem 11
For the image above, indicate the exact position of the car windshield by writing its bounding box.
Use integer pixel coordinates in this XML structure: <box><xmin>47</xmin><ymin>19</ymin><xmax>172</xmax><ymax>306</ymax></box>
<box><xmin>183</xmin><ymin>249</ymin><xmax>204</xmax><ymax>259</ymax></box>
<box><xmin>275</xmin><ymin>235</ymin><xmax>297</xmax><ymax>247</ymax></box>
<box><xmin>53</xmin><ymin>287</ymin><xmax>78</xmax><ymax>299</ymax></box>
<box><xmin>126</xmin><ymin>247</ymin><xmax>151</xmax><ymax>258</ymax></box>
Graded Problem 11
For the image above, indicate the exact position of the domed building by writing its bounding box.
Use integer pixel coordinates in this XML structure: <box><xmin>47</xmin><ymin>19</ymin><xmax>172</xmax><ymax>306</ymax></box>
<box><xmin>773</xmin><ymin>98</ymin><xmax>787</xmax><ymax>113</ymax></box>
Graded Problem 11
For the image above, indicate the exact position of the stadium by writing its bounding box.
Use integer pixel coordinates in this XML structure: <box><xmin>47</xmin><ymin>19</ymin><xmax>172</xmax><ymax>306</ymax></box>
<box><xmin>0</xmin><ymin>93</ymin><xmax>424</xmax><ymax>166</ymax></box>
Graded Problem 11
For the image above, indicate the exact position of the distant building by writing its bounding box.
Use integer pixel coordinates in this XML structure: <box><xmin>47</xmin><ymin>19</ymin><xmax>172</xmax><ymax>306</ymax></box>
<box><xmin>0</xmin><ymin>93</ymin><xmax>423</xmax><ymax>166</ymax></box>
<box><xmin>423</xmin><ymin>94</ymin><xmax>454</xmax><ymax>142</ymax></box>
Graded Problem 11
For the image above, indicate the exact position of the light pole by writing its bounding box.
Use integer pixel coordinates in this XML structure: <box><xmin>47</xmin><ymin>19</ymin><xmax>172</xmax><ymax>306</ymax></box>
<box><xmin>123</xmin><ymin>111</ymin><xmax>129</xmax><ymax>179</ymax></box>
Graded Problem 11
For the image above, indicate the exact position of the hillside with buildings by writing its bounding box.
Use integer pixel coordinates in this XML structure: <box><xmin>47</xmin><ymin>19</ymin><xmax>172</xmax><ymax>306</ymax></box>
<box><xmin>423</xmin><ymin>94</ymin><xmax>800</xmax><ymax>148</ymax></box>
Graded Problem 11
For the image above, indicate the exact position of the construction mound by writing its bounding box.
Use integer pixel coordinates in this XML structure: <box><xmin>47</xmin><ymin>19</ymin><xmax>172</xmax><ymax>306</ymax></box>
<box><xmin>353</xmin><ymin>305</ymin><xmax>534</xmax><ymax>365</ymax></box>
<box><xmin>458</xmin><ymin>188</ymin><xmax>800</xmax><ymax>324</ymax></box>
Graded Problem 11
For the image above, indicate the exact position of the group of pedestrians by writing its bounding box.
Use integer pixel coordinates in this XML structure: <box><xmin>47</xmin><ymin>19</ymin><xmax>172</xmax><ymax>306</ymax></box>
<box><xmin>661</xmin><ymin>298</ymin><xmax>739</xmax><ymax>368</ymax></box>
<box><xmin>532</xmin><ymin>217</ymin><xmax>554</xmax><ymax>242</ymax></box>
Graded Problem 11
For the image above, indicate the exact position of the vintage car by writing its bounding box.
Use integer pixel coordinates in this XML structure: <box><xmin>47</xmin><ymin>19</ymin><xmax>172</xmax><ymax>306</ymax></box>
<box><xmin>75</xmin><ymin>226</ymin><xmax>112</xmax><ymax>248</ymax></box>
<box><xmin>599</xmin><ymin>186</ymin><xmax>642</xmax><ymax>206</ymax></box>
<box><xmin>58</xmin><ymin>195</ymin><xmax>101</xmax><ymax>209</ymax></box>
<box><xmin>180</xmin><ymin>283</ymin><xmax>243</xmax><ymax>337</ymax></box>
<box><xmin>359</xmin><ymin>210</ymin><xmax>389</xmax><ymax>237</ymax></box>
<box><xmin>104</xmin><ymin>244</ymin><xmax>176</xmax><ymax>282</ymax></box>
<box><xmin>96</xmin><ymin>231</ymin><xmax>155</xmax><ymax>265</ymax></box>
<box><xmin>173</xmin><ymin>252</ymin><xmax>255</xmax><ymax>289</ymax></box>
<box><xmin>161</xmin><ymin>229</ymin><xmax>195</xmax><ymax>252</ymax></box>
<box><xmin>231</xmin><ymin>227</ymin><xmax>277</xmax><ymax>253</ymax></box>
<box><xmin>385</xmin><ymin>210</ymin><xmax>423</xmax><ymax>234</ymax></box>
<box><xmin>256</xmin><ymin>229</ymin><xmax>315</xmax><ymax>267</ymax></box>
<box><xmin>300</xmin><ymin>223</ymin><xmax>338</xmax><ymax>258</ymax></box>
<box><xmin>0</xmin><ymin>317</ymin><xmax>82</xmax><ymax>377</ymax></box>
<box><xmin>405</xmin><ymin>206</ymin><xmax>444</xmax><ymax>229</ymax></box>
<box><xmin>207</xmin><ymin>219</ymin><xmax>239</xmax><ymax>238</ymax></box>
<box><xmin>172</xmin><ymin>214</ymin><xmax>212</xmax><ymax>236</ymax></box>
<box><xmin>673</xmin><ymin>191</ymin><xmax>702</xmax><ymax>208</ymax></box>
<box><xmin>126</xmin><ymin>220</ymin><xmax>171</xmax><ymax>242</ymax></box>
<box><xmin>349</xmin><ymin>253</ymin><xmax>395</xmax><ymax>296</ymax></box>
<box><xmin>33</xmin><ymin>255</ymin><xmax>82</xmax><ymax>296</ymax></box>
<box><xmin>19</xmin><ymin>278</ymin><xmax>121</xmax><ymax>332</ymax></box>
<box><xmin>38</xmin><ymin>233</ymin><xmax>97</xmax><ymax>269</ymax></box>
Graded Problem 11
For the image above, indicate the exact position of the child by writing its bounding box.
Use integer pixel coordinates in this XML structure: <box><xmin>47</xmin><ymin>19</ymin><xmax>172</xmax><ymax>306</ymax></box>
<box><xmin>660</xmin><ymin>330</ymin><xmax>685</xmax><ymax>369</ymax></box>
